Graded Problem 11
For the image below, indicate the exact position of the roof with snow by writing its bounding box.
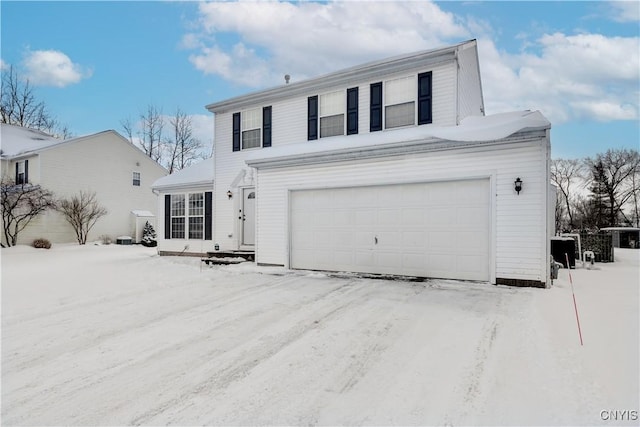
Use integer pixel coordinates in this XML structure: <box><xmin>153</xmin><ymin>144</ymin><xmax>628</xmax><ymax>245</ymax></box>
<box><xmin>246</xmin><ymin>110</ymin><xmax>550</xmax><ymax>168</ymax></box>
<box><xmin>0</xmin><ymin>123</ymin><xmax>63</xmax><ymax>157</ymax></box>
<box><xmin>151</xmin><ymin>160</ymin><xmax>214</xmax><ymax>191</ymax></box>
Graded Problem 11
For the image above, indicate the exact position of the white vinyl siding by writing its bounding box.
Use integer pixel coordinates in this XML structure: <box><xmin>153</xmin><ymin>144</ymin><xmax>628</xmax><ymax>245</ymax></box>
<box><xmin>253</xmin><ymin>137</ymin><xmax>549</xmax><ymax>284</ymax></box>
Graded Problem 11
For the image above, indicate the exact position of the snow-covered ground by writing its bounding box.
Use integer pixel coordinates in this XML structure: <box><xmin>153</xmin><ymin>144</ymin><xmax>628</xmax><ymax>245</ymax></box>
<box><xmin>1</xmin><ymin>244</ymin><xmax>638</xmax><ymax>426</ymax></box>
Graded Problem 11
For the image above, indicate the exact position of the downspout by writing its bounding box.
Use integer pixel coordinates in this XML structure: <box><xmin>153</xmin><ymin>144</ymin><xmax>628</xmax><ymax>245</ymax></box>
<box><xmin>455</xmin><ymin>47</ymin><xmax>460</xmax><ymax>125</ymax></box>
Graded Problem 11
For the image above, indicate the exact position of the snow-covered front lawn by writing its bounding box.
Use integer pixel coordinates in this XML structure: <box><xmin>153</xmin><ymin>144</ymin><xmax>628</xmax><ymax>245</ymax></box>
<box><xmin>1</xmin><ymin>244</ymin><xmax>638</xmax><ymax>426</ymax></box>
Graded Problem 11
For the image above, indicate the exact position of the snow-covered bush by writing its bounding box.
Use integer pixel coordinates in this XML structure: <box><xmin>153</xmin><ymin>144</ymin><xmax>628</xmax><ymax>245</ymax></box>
<box><xmin>32</xmin><ymin>238</ymin><xmax>51</xmax><ymax>249</ymax></box>
<box><xmin>141</xmin><ymin>221</ymin><xmax>157</xmax><ymax>247</ymax></box>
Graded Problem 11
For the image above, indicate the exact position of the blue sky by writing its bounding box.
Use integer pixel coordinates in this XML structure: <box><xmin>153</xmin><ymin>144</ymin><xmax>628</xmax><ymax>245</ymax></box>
<box><xmin>1</xmin><ymin>1</ymin><xmax>638</xmax><ymax>159</ymax></box>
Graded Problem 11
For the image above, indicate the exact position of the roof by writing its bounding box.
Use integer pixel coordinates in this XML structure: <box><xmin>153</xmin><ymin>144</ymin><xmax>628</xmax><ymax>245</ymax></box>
<box><xmin>245</xmin><ymin>110</ymin><xmax>550</xmax><ymax>169</ymax></box>
<box><xmin>0</xmin><ymin>123</ymin><xmax>63</xmax><ymax>157</ymax></box>
<box><xmin>151</xmin><ymin>160</ymin><xmax>214</xmax><ymax>191</ymax></box>
<box><xmin>206</xmin><ymin>39</ymin><xmax>476</xmax><ymax>114</ymax></box>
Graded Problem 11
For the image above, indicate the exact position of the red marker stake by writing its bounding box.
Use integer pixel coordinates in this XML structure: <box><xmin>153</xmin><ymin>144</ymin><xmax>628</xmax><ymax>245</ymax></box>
<box><xmin>565</xmin><ymin>253</ymin><xmax>584</xmax><ymax>346</ymax></box>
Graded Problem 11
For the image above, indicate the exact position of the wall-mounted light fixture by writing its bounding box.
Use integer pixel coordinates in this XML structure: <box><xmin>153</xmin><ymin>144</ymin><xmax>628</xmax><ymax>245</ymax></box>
<box><xmin>514</xmin><ymin>177</ymin><xmax>523</xmax><ymax>195</ymax></box>
<box><xmin>227</xmin><ymin>190</ymin><xmax>233</xmax><ymax>200</ymax></box>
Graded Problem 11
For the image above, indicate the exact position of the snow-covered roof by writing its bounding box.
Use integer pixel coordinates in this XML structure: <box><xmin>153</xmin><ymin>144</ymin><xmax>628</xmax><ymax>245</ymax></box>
<box><xmin>601</xmin><ymin>227</ymin><xmax>640</xmax><ymax>232</ymax></box>
<box><xmin>0</xmin><ymin>123</ymin><xmax>63</xmax><ymax>157</ymax></box>
<box><xmin>151</xmin><ymin>160</ymin><xmax>214</xmax><ymax>191</ymax></box>
<box><xmin>246</xmin><ymin>110</ymin><xmax>550</xmax><ymax>168</ymax></box>
<box><xmin>131</xmin><ymin>210</ymin><xmax>155</xmax><ymax>217</ymax></box>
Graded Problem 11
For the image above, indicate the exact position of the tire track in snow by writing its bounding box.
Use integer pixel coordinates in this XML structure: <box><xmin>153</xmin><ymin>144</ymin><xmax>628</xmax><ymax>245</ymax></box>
<box><xmin>128</xmin><ymin>280</ymin><xmax>364</xmax><ymax>426</ymax></box>
<box><xmin>3</xmin><ymin>274</ymin><xmax>298</xmax><ymax>375</ymax></box>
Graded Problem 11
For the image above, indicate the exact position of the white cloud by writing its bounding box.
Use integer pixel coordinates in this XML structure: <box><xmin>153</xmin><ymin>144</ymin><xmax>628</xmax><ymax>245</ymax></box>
<box><xmin>186</xmin><ymin>1</ymin><xmax>639</xmax><ymax>124</ymax></box>
<box><xmin>22</xmin><ymin>49</ymin><xmax>91</xmax><ymax>87</ymax></box>
<box><xmin>607</xmin><ymin>1</ymin><xmax>639</xmax><ymax>23</ymax></box>
<box><xmin>0</xmin><ymin>59</ymin><xmax>8</xmax><ymax>71</ymax></box>
<box><xmin>479</xmin><ymin>33</ymin><xmax>639</xmax><ymax>123</ymax></box>
<box><xmin>188</xmin><ymin>1</ymin><xmax>468</xmax><ymax>87</ymax></box>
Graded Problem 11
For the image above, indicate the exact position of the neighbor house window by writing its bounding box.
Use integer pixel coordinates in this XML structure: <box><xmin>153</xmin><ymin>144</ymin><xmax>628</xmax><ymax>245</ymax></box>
<box><xmin>319</xmin><ymin>90</ymin><xmax>345</xmax><ymax>138</ymax></box>
<box><xmin>164</xmin><ymin>192</ymin><xmax>212</xmax><ymax>241</ymax></box>
<box><xmin>232</xmin><ymin>107</ymin><xmax>272</xmax><ymax>151</ymax></box>
<box><xmin>384</xmin><ymin>75</ymin><xmax>415</xmax><ymax>129</ymax></box>
<box><xmin>170</xmin><ymin>194</ymin><xmax>185</xmax><ymax>239</ymax></box>
<box><xmin>15</xmin><ymin>160</ymin><xmax>28</xmax><ymax>184</ymax></box>
<box><xmin>133</xmin><ymin>171</ymin><xmax>141</xmax><ymax>186</ymax></box>
<box><xmin>188</xmin><ymin>193</ymin><xmax>204</xmax><ymax>239</ymax></box>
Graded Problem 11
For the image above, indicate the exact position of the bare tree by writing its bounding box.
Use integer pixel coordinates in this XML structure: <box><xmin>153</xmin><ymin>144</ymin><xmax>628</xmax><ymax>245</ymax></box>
<box><xmin>165</xmin><ymin>108</ymin><xmax>203</xmax><ymax>173</ymax></box>
<box><xmin>139</xmin><ymin>105</ymin><xmax>164</xmax><ymax>162</ymax></box>
<box><xmin>584</xmin><ymin>149</ymin><xmax>640</xmax><ymax>227</ymax></box>
<box><xmin>1</xmin><ymin>177</ymin><xmax>56</xmax><ymax>247</ymax></box>
<box><xmin>57</xmin><ymin>191</ymin><xmax>107</xmax><ymax>245</ymax></box>
<box><xmin>0</xmin><ymin>65</ymin><xmax>72</xmax><ymax>138</ymax></box>
<box><xmin>551</xmin><ymin>158</ymin><xmax>584</xmax><ymax>231</ymax></box>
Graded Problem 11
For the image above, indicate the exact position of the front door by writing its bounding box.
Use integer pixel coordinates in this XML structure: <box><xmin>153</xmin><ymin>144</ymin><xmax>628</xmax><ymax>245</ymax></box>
<box><xmin>242</xmin><ymin>188</ymin><xmax>256</xmax><ymax>246</ymax></box>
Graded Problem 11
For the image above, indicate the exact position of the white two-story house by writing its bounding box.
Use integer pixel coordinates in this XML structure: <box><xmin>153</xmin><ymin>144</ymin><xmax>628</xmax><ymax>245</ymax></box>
<box><xmin>171</xmin><ymin>39</ymin><xmax>552</xmax><ymax>287</ymax></box>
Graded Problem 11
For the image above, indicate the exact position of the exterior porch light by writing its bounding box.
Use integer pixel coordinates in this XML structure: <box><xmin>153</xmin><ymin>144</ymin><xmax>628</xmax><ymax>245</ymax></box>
<box><xmin>227</xmin><ymin>190</ymin><xmax>233</xmax><ymax>199</ymax></box>
<box><xmin>514</xmin><ymin>177</ymin><xmax>522</xmax><ymax>195</ymax></box>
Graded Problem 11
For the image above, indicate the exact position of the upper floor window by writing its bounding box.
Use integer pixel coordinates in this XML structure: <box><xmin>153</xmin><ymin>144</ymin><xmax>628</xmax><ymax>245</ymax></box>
<box><xmin>320</xmin><ymin>91</ymin><xmax>344</xmax><ymax>138</ymax></box>
<box><xmin>385</xmin><ymin>76</ymin><xmax>415</xmax><ymax>129</ymax></box>
<box><xmin>232</xmin><ymin>106</ymin><xmax>272</xmax><ymax>152</ymax></box>
<box><xmin>241</xmin><ymin>108</ymin><xmax>262</xmax><ymax>149</ymax></box>
<box><xmin>132</xmin><ymin>171</ymin><xmax>141</xmax><ymax>186</ymax></box>
<box><xmin>308</xmin><ymin>87</ymin><xmax>358</xmax><ymax>141</ymax></box>
<box><xmin>370</xmin><ymin>71</ymin><xmax>432</xmax><ymax>132</ymax></box>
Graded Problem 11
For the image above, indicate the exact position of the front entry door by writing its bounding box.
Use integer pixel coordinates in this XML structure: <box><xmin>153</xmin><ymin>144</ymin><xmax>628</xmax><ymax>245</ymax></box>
<box><xmin>242</xmin><ymin>188</ymin><xmax>256</xmax><ymax>246</ymax></box>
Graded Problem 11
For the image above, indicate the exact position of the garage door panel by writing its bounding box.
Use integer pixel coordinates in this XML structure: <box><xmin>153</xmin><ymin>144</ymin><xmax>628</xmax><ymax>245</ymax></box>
<box><xmin>290</xmin><ymin>179</ymin><xmax>490</xmax><ymax>281</ymax></box>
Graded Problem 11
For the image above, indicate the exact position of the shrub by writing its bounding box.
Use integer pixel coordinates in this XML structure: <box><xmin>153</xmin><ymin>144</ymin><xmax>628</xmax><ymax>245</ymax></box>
<box><xmin>99</xmin><ymin>234</ymin><xmax>112</xmax><ymax>245</ymax></box>
<box><xmin>141</xmin><ymin>221</ymin><xmax>157</xmax><ymax>247</ymax></box>
<box><xmin>33</xmin><ymin>238</ymin><xmax>52</xmax><ymax>249</ymax></box>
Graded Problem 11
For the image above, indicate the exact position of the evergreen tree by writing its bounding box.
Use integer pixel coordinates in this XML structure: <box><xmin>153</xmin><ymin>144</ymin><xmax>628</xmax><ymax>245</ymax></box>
<box><xmin>141</xmin><ymin>221</ymin><xmax>157</xmax><ymax>247</ymax></box>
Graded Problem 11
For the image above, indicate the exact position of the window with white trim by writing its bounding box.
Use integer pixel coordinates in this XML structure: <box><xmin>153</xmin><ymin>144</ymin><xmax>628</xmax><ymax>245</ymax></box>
<box><xmin>16</xmin><ymin>161</ymin><xmax>26</xmax><ymax>184</ymax></box>
<box><xmin>241</xmin><ymin>108</ymin><xmax>262</xmax><ymax>149</ymax></box>
<box><xmin>384</xmin><ymin>75</ymin><xmax>416</xmax><ymax>129</ymax></box>
<box><xmin>170</xmin><ymin>194</ymin><xmax>185</xmax><ymax>239</ymax></box>
<box><xmin>133</xmin><ymin>171</ymin><xmax>141</xmax><ymax>186</ymax></box>
<box><xmin>188</xmin><ymin>193</ymin><xmax>204</xmax><ymax>239</ymax></box>
<box><xmin>319</xmin><ymin>90</ymin><xmax>345</xmax><ymax>138</ymax></box>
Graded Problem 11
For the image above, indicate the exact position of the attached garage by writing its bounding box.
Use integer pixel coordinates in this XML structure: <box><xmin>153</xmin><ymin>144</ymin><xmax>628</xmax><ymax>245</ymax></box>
<box><xmin>246</xmin><ymin>111</ymin><xmax>552</xmax><ymax>288</ymax></box>
<box><xmin>290</xmin><ymin>179</ymin><xmax>490</xmax><ymax>280</ymax></box>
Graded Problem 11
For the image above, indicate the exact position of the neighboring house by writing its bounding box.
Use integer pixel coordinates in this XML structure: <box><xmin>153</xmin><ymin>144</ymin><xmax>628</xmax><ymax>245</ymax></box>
<box><xmin>188</xmin><ymin>39</ymin><xmax>551</xmax><ymax>287</ymax></box>
<box><xmin>151</xmin><ymin>160</ymin><xmax>214</xmax><ymax>255</ymax></box>
<box><xmin>0</xmin><ymin>124</ymin><xmax>167</xmax><ymax>245</ymax></box>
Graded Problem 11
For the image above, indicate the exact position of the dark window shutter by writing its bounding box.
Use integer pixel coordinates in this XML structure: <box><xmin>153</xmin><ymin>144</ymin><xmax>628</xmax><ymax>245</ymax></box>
<box><xmin>164</xmin><ymin>195</ymin><xmax>171</xmax><ymax>240</ymax></box>
<box><xmin>15</xmin><ymin>163</ymin><xmax>19</xmax><ymax>183</ymax></box>
<box><xmin>232</xmin><ymin>112</ymin><xmax>241</xmax><ymax>152</ymax></box>
<box><xmin>307</xmin><ymin>96</ymin><xmax>318</xmax><ymax>141</ymax></box>
<box><xmin>418</xmin><ymin>71</ymin><xmax>433</xmax><ymax>125</ymax></box>
<box><xmin>347</xmin><ymin>87</ymin><xmax>359</xmax><ymax>135</ymax></box>
<box><xmin>204</xmin><ymin>191</ymin><xmax>213</xmax><ymax>240</ymax></box>
<box><xmin>262</xmin><ymin>106</ymin><xmax>272</xmax><ymax>147</ymax></box>
<box><xmin>370</xmin><ymin>82</ymin><xmax>382</xmax><ymax>132</ymax></box>
<box><xmin>24</xmin><ymin>159</ymin><xmax>29</xmax><ymax>184</ymax></box>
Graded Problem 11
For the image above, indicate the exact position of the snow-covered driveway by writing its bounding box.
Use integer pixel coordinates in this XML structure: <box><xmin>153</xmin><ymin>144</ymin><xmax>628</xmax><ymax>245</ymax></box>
<box><xmin>2</xmin><ymin>245</ymin><xmax>638</xmax><ymax>425</ymax></box>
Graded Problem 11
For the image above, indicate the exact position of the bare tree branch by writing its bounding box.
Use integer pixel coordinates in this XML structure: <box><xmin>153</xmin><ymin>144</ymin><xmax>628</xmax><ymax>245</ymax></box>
<box><xmin>57</xmin><ymin>191</ymin><xmax>108</xmax><ymax>245</ymax></box>
<box><xmin>1</xmin><ymin>177</ymin><xmax>56</xmax><ymax>247</ymax></box>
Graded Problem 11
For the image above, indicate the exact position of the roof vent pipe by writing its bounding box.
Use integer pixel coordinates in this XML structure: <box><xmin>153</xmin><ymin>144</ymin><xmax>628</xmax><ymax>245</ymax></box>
<box><xmin>284</xmin><ymin>74</ymin><xmax>290</xmax><ymax>84</ymax></box>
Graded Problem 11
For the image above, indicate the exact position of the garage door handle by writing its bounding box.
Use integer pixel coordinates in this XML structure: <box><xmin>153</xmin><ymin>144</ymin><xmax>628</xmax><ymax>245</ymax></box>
<box><xmin>374</xmin><ymin>236</ymin><xmax>378</xmax><ymax>245</ymax></box>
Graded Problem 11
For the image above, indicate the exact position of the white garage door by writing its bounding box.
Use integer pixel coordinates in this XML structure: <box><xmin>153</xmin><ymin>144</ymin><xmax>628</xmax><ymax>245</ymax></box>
<box><xmin>290</xmin><ymin>179</ymin><xmax>490</xmax><ymax>281</ymax></box>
